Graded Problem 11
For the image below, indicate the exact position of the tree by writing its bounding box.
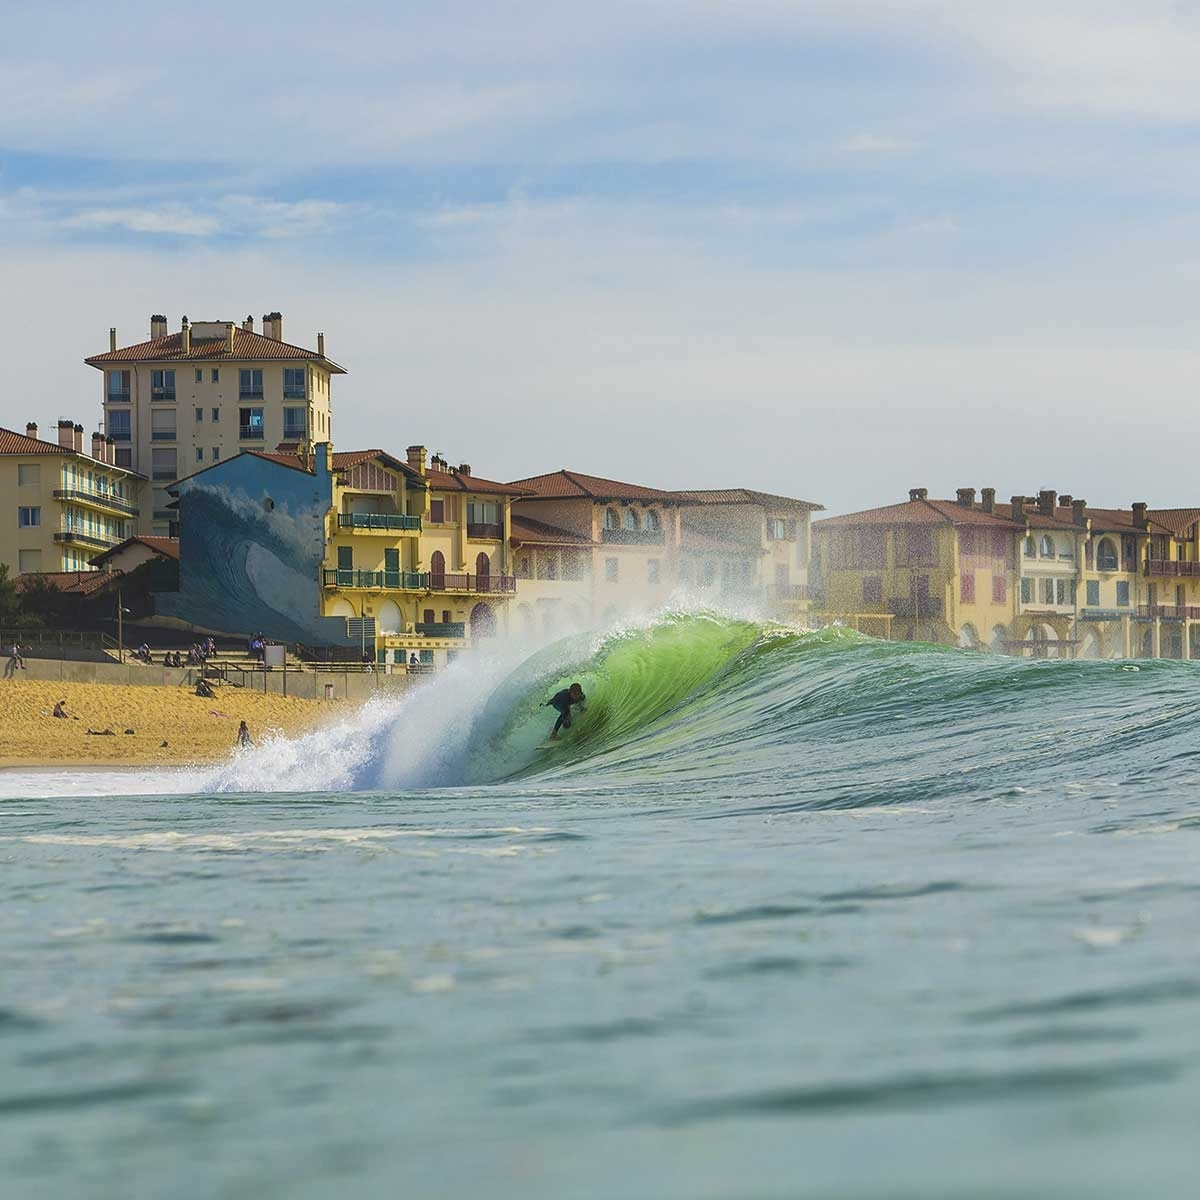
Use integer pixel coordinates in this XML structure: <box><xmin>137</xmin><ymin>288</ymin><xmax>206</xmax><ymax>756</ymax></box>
<box><xmin>0</xmin><ymin>563</ymin><xmax>22</xmax><ymax>626</ymax></box>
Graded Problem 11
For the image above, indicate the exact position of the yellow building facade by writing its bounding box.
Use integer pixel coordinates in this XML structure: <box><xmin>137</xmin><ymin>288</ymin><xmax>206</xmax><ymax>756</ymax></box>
<box><xmin>86</xmin><ymin>313</ymin><xmax>344</xmax><ymax>538</ymax></box>
<box><xmin>0</xmin><ymin>421</ymin><xmax>143</xmax><ymax>576</ymax></box>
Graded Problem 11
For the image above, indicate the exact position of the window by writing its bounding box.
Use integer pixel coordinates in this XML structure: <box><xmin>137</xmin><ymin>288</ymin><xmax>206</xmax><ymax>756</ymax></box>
<box><xmin>603</xmin><ymin>507</ymin><xmax>618</xmax><ymax>531</ymax></box>
<box><xmin>239</xmin><ymin>369</ymin><xmax>263</xmax><ymax>400</ymax></box>
<box><xmin>1039</xmin><ymin>535</ymin><xmax>1054</xmax><ymax>558</ymax></box>
<box><xmin>1040</xmin><ymin>578</ymin><xmax>1054</xmax><ymax>605</ymax></box>
<box><xmin>151</xmin><ymin>369</ymin><xmax>175</xmax><ymax>401</ymax></box>
<box><xmin>863</xmin><ymin>576</ymin><xmax>882</xmax><ymax>604</ymax></box>
<box><xmin>516</xmin><ymin>554</ymin><xmax>531</xmax><ymax>579</ymax></box>
<box><xmin>623</xmin><ymin>509</ymin><xmax>639</xmax><ymax>530</ymax></box>
<box><xmin>17</xmin><ymin>464</ymin><xmax>39</xmax><ymax>487</ymax></box>
<box><xmin>195</xmin><ymin>407</ymin><xmax>204</xmax><ymax>422</ymax></box>
<box><xmin>647</xmin><ymin>558</ymin><xmax>660</xmax><ymax>583</ymax></box>
<box><xmin>196</xmin><ymin>447</ymin><xmax>204</xmax><ymax>463</ymax></box>
<box><xmin>1096</xmin><ymin>538</ymin><xmax>1118</xmax><ymax>571</ymax></box>
<box><xmin>212</xmin><ymin>447</ymin><xmax>220</xmax><ymax>461</ymax></box>
<box><xmin>195</xmin><ymin>369</ymin><xmax>203</xmax><ymax>384</ymax></box>
<box><xmin>960</xmin><ymin>572</ymin><xmax>976</xmax><ymax>603</ymax></box>
<box><xmin>239</xmin><ymin>408</ymin><xmax>264</xmax><ymax>439</ymax></box>
<box><xmin>211</xmin><ymin>369</ymin><xmax>219</xmax><ymax>384</ymax></box>
<box><xmin>1086</xmin><ymin>580</ymin><xmax>1100</xmax><ymax>607</ymax></box>
<box><xmin>108</xmin><ymin>410</ymin><xmax>131</xmax><ymax>441</ymax></box>
<box><xmin>429</xmin><ymin>499</ymin><xmax>445</xmax><ymax>523</ymax></box>
<box><xmin>115</xmin><ymin>448</ymin><xmax>132</xmax><ymax>468</ymax></box>
<box><xmin>1116</xmin><ymin>581</ymin><xmax>1130</xmax><ymax>607</ymax></box>
<box><xmin>766</xmin><ymin>518</ymin><xmax>787</xmax><ymax>540</ymax></box>
<box><xmin>283</xmin><ymin>368</ymin><xmax>306</xmax><ymax>399</ymax></box>
<box><xmin>211</xmin><ymin>407</ymin><xmax>220</xmax><ymax>422</ymax></box>
<box><xmin>992</xmin><ymin>575</ymin><xmax>1007</xmax><ymax>604</ymax></box>
<box><xmin>1020</xmin><ymin>577</ymin><xmax>1033</xmax><ymax>604</ymax></box>
<box><xmin>151</xmin><ymin>448</ymin><xmax>177</xmax><ymax>480</ymax></box>
<box><xmin>18</xmin><ymin>549</ymin><xmax>41</xmax><ymax>573</ymax></box>
<box><xmin>18</xmin><ymin>506</ymin><xmax>40</xmax><ymax>527</ymax></box>
<box><xmin>107</xmin><ymin>370</ymin><xmax>130</xmax><ymax>401</ymax></box>
<box><xmin>1056</xmin><ymin>579</ymin><xmax>1075</xmax><ymax>605</ymax></box>
<box><xmin>1024</xmin><ymin>536</ymin><xmax>1036</xmax><ymax>559</ymax></box>
<box><xmin>605</xmin><ymin>557</ymin><xmax>619</xmax><ymax>582</ymax></box>
<box><xmin>906</xmin><ymin>528</ymin><xmax>935</xmax><ymax>565</ymax></box>
<box><xmin>151</xmin><ymin>410</ymin><xmax>176</xmax><ymax>441</ymax></box>
<box><xmin>645</xmin><ymin>510</ymin><xmax>661</xmax><ymax>531</ymax></box>
<box><xmin>283</xmin><ymin>407</ymin><xmax>306</xmax><ymax>438</ymax></box>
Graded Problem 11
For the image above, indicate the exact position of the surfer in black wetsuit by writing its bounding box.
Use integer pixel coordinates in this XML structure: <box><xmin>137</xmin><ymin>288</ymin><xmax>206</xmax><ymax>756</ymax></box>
<box><xmin>545</xmin><ymin>682</ymin><xmax>586</xmax><ymax>740</ymax></box>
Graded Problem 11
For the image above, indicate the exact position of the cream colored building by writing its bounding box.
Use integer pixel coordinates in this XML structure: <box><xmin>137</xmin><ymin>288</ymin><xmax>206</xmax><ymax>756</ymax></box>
<box><xmin>85</xmin><ymin>312</ymin><xmax>345</xmax><ymax>537</ymax></box>
<box><xmin>0</xmin><ymin>421</ymin><xmax>143</xmax><ymax>575</ymax></box>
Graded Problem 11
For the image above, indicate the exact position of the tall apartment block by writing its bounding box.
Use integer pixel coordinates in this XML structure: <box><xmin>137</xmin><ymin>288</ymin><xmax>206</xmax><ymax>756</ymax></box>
<box><xmin>86</xmin><ymin>313</ymin><xmax>346</xmax><ymax>536</ymax></box>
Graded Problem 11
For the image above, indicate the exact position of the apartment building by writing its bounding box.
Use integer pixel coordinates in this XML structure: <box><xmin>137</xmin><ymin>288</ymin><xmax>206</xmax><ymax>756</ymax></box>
<box><xmin>85</xmin><ymin>312</ymin><xmax>344</xmax><ymax>537</ymax></box>
<box><xmin>0</xmin><ymin>421</ymin><xmax>143</xmax><ymax>575</ymax></box>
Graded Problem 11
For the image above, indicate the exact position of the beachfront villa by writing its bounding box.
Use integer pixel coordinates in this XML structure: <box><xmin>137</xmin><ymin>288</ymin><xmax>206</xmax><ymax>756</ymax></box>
<box><xmin>812</xmin><ymin>488</ymin><xmax>1200</xmax><ymax>659</ymax></box>
<box><xmin>0</xmin><ymin>421</ymin><xmax>143</xmax><ymax>574</ymax></box>
<box><xmin>85</xmin><ymin>313</ymin><xmax>345</xmax><ymax>539</ymax></box>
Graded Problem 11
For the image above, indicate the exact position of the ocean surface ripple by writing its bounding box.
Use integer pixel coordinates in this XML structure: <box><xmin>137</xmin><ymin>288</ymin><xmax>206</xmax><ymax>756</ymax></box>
<box><xmin>1</xmin><ymin>611</ymin><xmax>1198</xmax><ymax>1198</ymax></box>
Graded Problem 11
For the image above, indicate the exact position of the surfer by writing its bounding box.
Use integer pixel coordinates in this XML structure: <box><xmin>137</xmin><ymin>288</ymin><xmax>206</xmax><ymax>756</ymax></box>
<box><xmin>545</xmin><ymin>682</ymin><xmax>586</xmax><ymax>740</ymax></box>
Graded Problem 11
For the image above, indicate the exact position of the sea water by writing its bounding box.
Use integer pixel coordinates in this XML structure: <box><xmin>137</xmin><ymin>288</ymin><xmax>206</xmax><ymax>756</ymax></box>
<box><xmin>2</xmin><ymin>613</ymin><xmax>1198</xmax><ymax>1198</ymax></box>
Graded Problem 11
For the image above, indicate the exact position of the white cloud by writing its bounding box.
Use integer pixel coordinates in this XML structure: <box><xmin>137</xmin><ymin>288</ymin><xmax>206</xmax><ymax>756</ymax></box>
<box><xmin>61</xmin><ymin>207</ymin><xmax>220</xmax><ymax>237</ymax></box>
<box><xmin>843</xmin><ymin>135</ymin><xmax>914</xmax><ymax>154</ymax></box>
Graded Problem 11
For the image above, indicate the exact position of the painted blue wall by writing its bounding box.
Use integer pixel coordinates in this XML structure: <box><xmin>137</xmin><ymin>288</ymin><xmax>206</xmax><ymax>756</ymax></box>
<box><xmin>159</xmin><ymin>446</ymin><xmax>356</xmax><ymax>645</ymax></box>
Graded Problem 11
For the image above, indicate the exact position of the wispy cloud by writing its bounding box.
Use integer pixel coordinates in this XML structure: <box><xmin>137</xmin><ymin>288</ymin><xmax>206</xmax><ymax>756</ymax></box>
<box><xmin>61</xmin><ymin>207</ymin><xmax>220</xmax><ymax>237</ymax></box>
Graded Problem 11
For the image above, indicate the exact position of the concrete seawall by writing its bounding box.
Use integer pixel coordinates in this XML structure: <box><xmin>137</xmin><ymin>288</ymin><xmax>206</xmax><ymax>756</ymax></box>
<box><xmin>8</xmin><ymin>658</ymin><xmax>416</xmax><ymax>702</ymax></box>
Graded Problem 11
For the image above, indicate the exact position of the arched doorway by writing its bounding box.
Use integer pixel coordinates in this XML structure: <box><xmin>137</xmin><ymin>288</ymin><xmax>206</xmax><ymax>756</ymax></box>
<box><xmin>327</xmin><ymin>598</ymin><xmax>354</xmax><ymax>619</ymax></box>
<box><xmin>430</xmin><ymin>550</ymin><xmax>445</xmax><ymax>590</ymax></box>
<box><xmin>377</xmin><ymin>599</ymin><xmax>403</xmax><ymax>634</ymax></box>
<box><xmin>470</xmin><ymin>602</ymin><xmax>496</xmax><ymax>638</ymax></box>
<box><xmin>475</xmin><ymin>552</ymin><xmax>490</xmax><ymax>590</ymax></box>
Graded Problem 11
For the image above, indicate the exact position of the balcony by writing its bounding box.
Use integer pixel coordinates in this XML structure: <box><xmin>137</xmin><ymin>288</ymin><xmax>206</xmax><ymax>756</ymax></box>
<box><xmin>337</xmin><ymin>513</ymin><xmax>422</xmax><ymax>533</ymax></box>
<box><xmin>415</xmin><ymin>622</ymin><xmax>466</xmax><ymax>638</ymax></box>
<box><xmin>1145</xmin><ymin>559</ymin><xmax>1200</xmax><ymax>577</ymax></box>
<box><xmin>54</xmin><ymin>529</ymin><xmax>120</xmax><ymax>551</ymax></box>
<box><xmin>887</xmin><ymin>596</ymin><xmax>945</xmax><ymax>618</ymax></box>
<box><xmin>1080</xmin><ymin>608</ymin><xmax>1129</xmax><ymax>621</ymax></box>
<box><xmin>53</xmin><ymin>488</ymin><xmax>139</xmax><ymax>518</ymax></box>
<box><xmin>239</xmin><ymin>391</ymin><xmax>264</xmax><ymax>403</ymax></box>
<box><xmin>283</xmin><ymin>427</ymin><xmax>307</xmax><ymax>441</ymax></box>
<box><xmin>108</xmin><ymin>392</ymin><xmax>131</xmax><ymax>404</ymax></box>
<box><xmin>431</xmin><ymin>572</ymin><xmax>517</xmax><ymax>594</ymax></box>
<box><xmin>324</xmin><ymin>569</ymin><xmax>428</xmax><ymax>590</ymax></box>
<box><xmin>239</xmin><ymin>426</ymin><xmax>265</xmax><ymax>440</ymax></box>
<box><xmin>1139</xmin><ymin>604</ymin><xmax>1200</xmax><ymax>620</ymax></box>
<box><xmin>467</xmin><ymin>522</ymin><xmax>504</xmax><ymax>540</ymax></box>
<box><xmin>601</xmin><ymin>528</ymin><xmax>665</xmax><ymax>545</ymax></box>
<box><xmin>151</xmin><ymin>431</ymin><xmax>177</xmax><ymax>442</ymax></box>
<box><xmin>109</xmin><ymin>431</ymin><xmax>131</xmax><ymax>442</ymax></box>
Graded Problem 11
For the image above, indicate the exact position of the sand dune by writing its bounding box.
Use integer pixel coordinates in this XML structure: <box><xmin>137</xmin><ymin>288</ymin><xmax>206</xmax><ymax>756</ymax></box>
<box><xmin>0</xmin><ymin>679</ymin><xmax>344</xmax><ymax>766</ymax></box>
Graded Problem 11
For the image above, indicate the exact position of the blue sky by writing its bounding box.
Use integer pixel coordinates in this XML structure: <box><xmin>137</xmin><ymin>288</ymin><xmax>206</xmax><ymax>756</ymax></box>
<box><xmin>4</xmin><ymin>1</ymin><xmax>1200</xmax><ymax>511</ymax></box>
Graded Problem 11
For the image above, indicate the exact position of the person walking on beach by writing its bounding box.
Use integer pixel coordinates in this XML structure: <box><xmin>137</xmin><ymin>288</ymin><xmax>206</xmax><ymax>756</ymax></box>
<box><xmin>4</xmin><ymin>643</ymin><xmax>23</xmax><ymax>678</ymax></box>
<box><xmin>237</xmin><ymin>721</ymin><xmax>253</xmax><ymax>749</ymax></box>
<box><xmin>544</xmin><ymin>682</ymin><xmax>586</xmax><ymax>740</ymax></box>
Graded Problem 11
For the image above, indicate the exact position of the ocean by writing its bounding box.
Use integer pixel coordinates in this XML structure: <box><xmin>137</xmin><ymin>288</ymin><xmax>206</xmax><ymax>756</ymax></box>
<box><xmin>2</xmin><ymin>612</ymin><xmax>1198</xmax><ymax>1198</ymax></box>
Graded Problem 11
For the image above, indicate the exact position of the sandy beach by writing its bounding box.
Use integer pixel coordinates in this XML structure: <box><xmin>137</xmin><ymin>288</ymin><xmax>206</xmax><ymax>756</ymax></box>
<box><xmin>0</xmin><ymin>679</ymin><xmax>344</xmax><ymax>767</ymax></box>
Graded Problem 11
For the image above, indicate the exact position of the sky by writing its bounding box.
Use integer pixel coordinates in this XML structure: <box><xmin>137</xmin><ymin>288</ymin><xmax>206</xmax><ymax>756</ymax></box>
<box><xmin>3</xmin><ymin>0</ymin><xmax>1200</xmax><ymax>513</ymax></box>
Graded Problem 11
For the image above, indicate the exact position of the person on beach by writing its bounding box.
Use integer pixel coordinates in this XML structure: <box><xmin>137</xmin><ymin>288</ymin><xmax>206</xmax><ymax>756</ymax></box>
<box><xmin>237</xmin><ymin>721</ymin><xmax>252</xmax><ymax>749</ymax></box>
<box><xmin>195</xmin><ymin>678</ymin><xmax>216</xmax><ymax>698</ymax></box>
<box><xmin>52</xmin><ymin>700</ymin><xmax>68</xmax><ymax>719</ymax></box>
<box><xmin>544</xmin><ymin>682</ymin><xmax>586</xmax><ymax>740</ymax></box>
<box><xmin>5</xmin><ymin>643</ymin><xmax>24</xmax><ymax>678</ymax></box>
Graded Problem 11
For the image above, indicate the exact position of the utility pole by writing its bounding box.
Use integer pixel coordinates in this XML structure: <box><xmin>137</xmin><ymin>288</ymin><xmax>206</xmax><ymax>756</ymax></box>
<box><xmin>117</xmin><ymin>587</ymin><xmax>124</xmax><ymax>664</ymax></box>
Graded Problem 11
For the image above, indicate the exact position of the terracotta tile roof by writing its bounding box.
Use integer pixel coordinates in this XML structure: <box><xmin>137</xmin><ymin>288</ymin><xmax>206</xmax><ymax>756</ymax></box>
<box><xmin>14</xmin><ymin>570</ymin><xmax>114</xmax><ymax>596</ymax></box>
<box><xmin>428</xmin><ymin>468</ymin><xmax>531</xmax><ymax>497</ymax></box>
<box><xmin>1148</xmin><ymin>508</ymin><xmax>1200</xmax><ymax>537</ymax></box>
<box><xmin>991</xmin><ymin>502</ymin><xmax>1081</xmax><ymax>531</ymax></box>
<box><xmin>509</xmin><ymin>514</ymin><xmax>595</xmax><ymax>547</ymax></box>
<box><xmin>85</xmin><ymin>328</ymin><xmax>346</xmax><ymax>373</ymax></box>
<box><xmin>816</xmin><ymin>497</ymin><xmax>1024</xmax><ymax>530</ymax></box>
<box><xmin>674</xmin><ymin>487</ymin><xmax>824</xmax><ymax>511</ymax></box>
<box><xmin>90</xmin><ymin>536</ymin><xmax>180</xmax><ymax>565</ymax></box>
<box><xmin>508</xmin><ymin>469</ymin><xmax>678</xmax><ymax>502</ymax></box>
<box><xmin>0</xmin><ymin>425</ymin><xmax>145</xmax><ymax>477</ymax></box>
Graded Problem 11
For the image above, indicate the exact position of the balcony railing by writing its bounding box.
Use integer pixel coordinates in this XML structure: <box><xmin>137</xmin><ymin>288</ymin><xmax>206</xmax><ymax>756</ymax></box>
<box><xmin>283</xmin><ymin>427</ymin><xmax>307</xmax><ymax>440</ymax></box>
<box><xmin>337</xmin><ymin>513</ymin><xmax>422</xmax><ymax>532</ymax></box>
<box><xmin>239</xmin><ymin>391</ymin><xmax>264</xmax><ymax>402</ymax></box>
<box><xmin>283</xmin><ymin>390</ymin><xmax>307</xmax><ymax>401</ymax></box>
<box><xmin>1080</xmin><ymin>608</ymin><xmax>1129</xmax><ymax>621</ymax></box>
<box><xmin>109</xmin><ymin>431</ymin><xmax>131</xmax><ymax>442</ymax></box>
<box><xmin>53</xmin><ymin>488</ymin><xmax>139</xmax><ymax>517</ymax></box>
<box><xmin>415</xmin><ymin>622</ymin><xmax>466</xmax><ymax>638</ymax></box>
<box><xmin>151</xmin><ymin>431</ymin><xmax>176</xmax><ymax>441</ymax></box>
<box><xmin>239</xmin><ymin>426</ymin><xmax>265</xmax><ymax>440</ymax></box>
<box><xmin>887</xmin><ymin>596</ymin><xmax>945</xmax><ymax>618</ymax></box>
<box><xmin>432</xmin><ymin>573</ymin><xmax>517</xmax><ymax>594</ymax></box>
<box><xmin>601</xmin><ymin>528</ymin><xmax>665</xmax><ymax>545</ymax></box>
<box><xmin>1145</xmin><ymin>559</ymin><xmax>1200</xmax><ymax>577</ymax></box>
<box><xmin>1139</xmin><ymin>604</ymin><xmax>1200</xmax><ymax>620</ymax></box>
<box><xmin>323</xmin><ymin>569</ymin><xmax>517</xmax><ymax>594</ymax></box>
<box><xmin>467</xmin><ymin>522</ymin><xmax>504</xmax><ymax>540</ymax></box>
<box><xmin>108</xmin><ymin>392</ymin><xmax>131</xmax><ymax>404</ymax></box>
<box><xmin>54</xmin><ymin>529</ymin><xmax>120</xmax><ymax>550</ymax></box>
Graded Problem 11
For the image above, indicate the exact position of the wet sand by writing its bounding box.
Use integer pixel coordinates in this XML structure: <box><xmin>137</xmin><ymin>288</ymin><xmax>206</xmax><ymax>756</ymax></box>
<box><xmin>0</xmin><ymin>679</ymin><xmax>343</xmax><ymax>766</ymax></box>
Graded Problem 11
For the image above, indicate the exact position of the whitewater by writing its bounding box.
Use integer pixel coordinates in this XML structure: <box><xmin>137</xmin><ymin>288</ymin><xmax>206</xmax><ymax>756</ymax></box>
<box><xmin>2</xmin><ymin>610</ymin><xmax>1198</xmax><ymax>1198</ymax></box>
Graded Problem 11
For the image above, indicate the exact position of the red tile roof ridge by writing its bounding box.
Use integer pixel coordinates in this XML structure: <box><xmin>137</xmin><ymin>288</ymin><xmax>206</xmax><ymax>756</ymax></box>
<box><xmin>817</xmin><ymin>498</ymin><xmax>1024</xmax><ymax>528</ymax></box>
<box><xmin>85</xmin><ymin>328</ymin><xmax>347</xmax><ymax>373</ymax></box>
<box><xmin>509</xmin><ymin>514</ymin><xmax>595</xmax><ymax>545</ymax></box>
<box><xmin>673</xmin><ymin>487</ymin><xmax>824</xmax><ymax>511</ymax></box>
<box><xmin>14</xmin><ymin>570</ymin><xmax>114</xmax><ymax>595</ymax></box>
<box><xmin>0</xmin><ymin>425</ymin><xmax>145</xmax><ymax>477</ymax></box>
<box><xmin>427</xmin><ymin>468</ymin><xmax>532</xmax><ymax>496</ymax></box>
<box><xmin>508</xmin><ymin>468</ymin><xmax>678</xmax><ymax>502</ymax></box>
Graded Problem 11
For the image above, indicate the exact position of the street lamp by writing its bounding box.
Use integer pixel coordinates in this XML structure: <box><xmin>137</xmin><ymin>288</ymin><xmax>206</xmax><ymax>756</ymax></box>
<box><xmin>116</xmin><ymin>588</ymin><xmax>131</xmax><ymax>664</ymax></box>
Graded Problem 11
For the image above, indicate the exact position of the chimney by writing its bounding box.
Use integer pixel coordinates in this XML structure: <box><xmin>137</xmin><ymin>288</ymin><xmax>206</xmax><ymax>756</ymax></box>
<box><xmin>1132</xmin><ymin>501</ymin><xmax>1148</xmax><ymax>529</ymax></box>
<box><xmin>317</xmin><ymin>332</ymin><xmax>325</xmax><ymax>358</ymax></box>
<box><xmin>73</xmin><ymin>424</ymin><xmax>85</xmax><ymax>453</ymax></box>
<box><xmin>263</xmin><ymin>311</ymin><xmax>282</xmax><ymax>341</ymax></box>
<box><xmin>956</xmin><ymin>487</ymin><xmax>976</xmax><ymax>508</ymax></box>
<box><xmin>1058</xmin><ymin>495</ymin><xmax>1072</xmax><ymax>508</ymax></box>
<box><xmin>457</xmin><ymin>463</ymin><xmax>472</xmax><ymax>477</ymax></box>
<box><xmin>225</xmin><ymin>322</ymin><xmax>235</xmax><ymax>353</ymax></box>
<box><xmin>57</xmin><ymin>419</ymin><xmax>74</xmax><ymax>449</ymax></box>
<box><xmin>181</xmin><ymin>315</ymin><xmax>191</xmax><ymax>355</ymax></box>
<box><xmin>908</xmin><ymin>487</ymin><xmax>928</xmax><ymax>502</ymax></box>
<box><xmin>91</xmin><ymin>432</ymin><xmax>104</xmax><ymax>460</ymax></box>
<box><xmin>1072</xmin><ymin>499</ymin><xmax>1087</xmax><ymax>525</ymax></box>
<box><xmin>150</xmin><ymin>314</ymin><xmax>167</xmax><ymax>339</ymax></box>
<box><xmin>25</xmin><ymin>422</ymin><xmax>38</xmax><ymax>440</ymax></box>
<box><xmin>243</xmin><ymin>314</ymin><xmax>254</xmax><ymax>332</ymax></box>
<box><xmin>1038</xmin><ymin>489</ymin><xmax>1056</xmax><ymax>516</ymax></box>
<box><xmin>104</xmin><ymin>435</ymin><xmax>115</xmax><ymax>465</ymax></box>
<box><xmin>407</xmin><ymin>445</ymin><xmax>427</xmax><ymax>476</ymax></box>
<box><xmin>109</xmin><ymin>327</ymin><xmax>117</xmax><ymax>352</ymax></box>
<box><xmin>1011</xmin><ymin>495</ymin><xmax>1026</xmax><ymax>522</ymax></box>
<box><xmin>980</xmin><ymin>487</ymin><xmax>995</xmax><ymax>514</ymax></box>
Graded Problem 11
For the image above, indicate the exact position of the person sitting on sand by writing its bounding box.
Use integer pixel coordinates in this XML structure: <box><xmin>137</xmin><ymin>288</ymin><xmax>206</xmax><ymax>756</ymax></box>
<box><xmin>195</xmin><ymin>678</ymin><xmax>216</xmax><ymax>698</ymax></box>
<box><xmin>544</xmin><ymin>682</ymin><xmax>586</xmax><ymax>740</ymax></box>
<box><xmin>52</xmin><ymin>700</ymin><xmax>68</xmax><ymax>719</ymax></box>
<box><xmin>86</xmin><ymin>728</ymin><xmax>116</xmax><ymax>736</ymax></box>
<box><xmin>237</xmin><ymin>720</ymin><xmax>253</xmax><ymax>749</ymax></box>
